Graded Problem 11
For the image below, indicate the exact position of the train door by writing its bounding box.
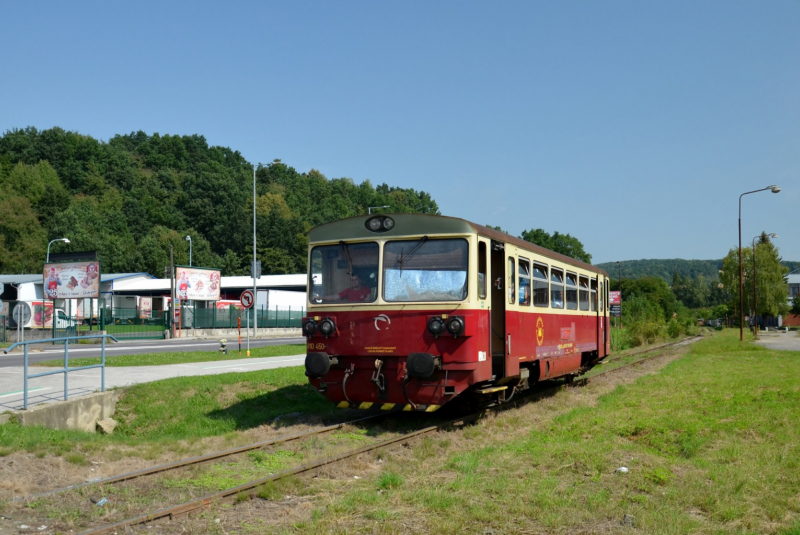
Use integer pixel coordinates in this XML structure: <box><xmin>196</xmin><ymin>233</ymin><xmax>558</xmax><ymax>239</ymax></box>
<box><xmin>489</xmin><ymin>240</ymin><xmax>506</xmax><ymax>379</ymax></box>
<box><xmin>595</xmin><ymin>276</ymin><xmax>604</xmax><ymax>357</ymax></box>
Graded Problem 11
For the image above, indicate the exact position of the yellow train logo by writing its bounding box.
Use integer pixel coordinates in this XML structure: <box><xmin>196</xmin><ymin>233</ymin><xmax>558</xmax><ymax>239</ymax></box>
<box><xmin>536</xmin><ymin>317</ymin><xmax>544</xmax><ymax>346</ymax></box>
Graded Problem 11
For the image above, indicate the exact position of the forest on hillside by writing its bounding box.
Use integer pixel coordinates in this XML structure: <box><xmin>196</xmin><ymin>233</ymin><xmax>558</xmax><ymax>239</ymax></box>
<box><xmin>597</xmin><ymin>258</ymin><xmax>799</xmax><ymax>283</ymax></box>
<box><xmin>0</xmin><ymin>127</ymin><xmax>439</xmax><ymax>276</ymax></box>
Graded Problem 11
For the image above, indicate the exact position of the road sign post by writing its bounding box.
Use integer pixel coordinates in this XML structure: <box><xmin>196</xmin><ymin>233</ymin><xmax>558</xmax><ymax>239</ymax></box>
<box><xmin>241</xmin><ymin>290</ymin><xmax>254</xmax><ymax>356</ymax></box>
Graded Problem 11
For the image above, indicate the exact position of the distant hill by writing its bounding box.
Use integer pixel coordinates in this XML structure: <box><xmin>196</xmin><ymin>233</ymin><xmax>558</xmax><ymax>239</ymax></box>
<box><xmin>597</xmin><ymin>259</ymin><xmax>800</xmax><ymax>283</ymax></box>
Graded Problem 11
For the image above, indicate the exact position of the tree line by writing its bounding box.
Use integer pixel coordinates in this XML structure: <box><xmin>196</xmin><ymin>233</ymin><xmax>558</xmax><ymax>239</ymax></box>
<box><xmin>0</xmin><ymin>127</ymin><xmax>438</xmax><ymax>276</ymax></box>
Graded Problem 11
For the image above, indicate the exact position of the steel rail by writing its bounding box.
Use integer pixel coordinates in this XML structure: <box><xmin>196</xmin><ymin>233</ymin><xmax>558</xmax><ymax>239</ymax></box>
<box><xmin>16</xmin><ymin>412</ymin><xmax>389</xmax><ymax>503</ymax></box>
<box><xmin>74</xmin><ymin>334</ymin><xmax>703</xmax><ymax>535</ymax></box>
<box><xmin>21</xmin><ymin>338</ymin><xmax>697</xmax><ymax>503</ymax></box>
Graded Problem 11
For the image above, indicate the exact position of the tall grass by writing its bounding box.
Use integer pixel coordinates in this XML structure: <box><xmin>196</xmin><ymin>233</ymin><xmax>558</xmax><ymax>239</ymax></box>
<box><xmin>306</xmin><ymin>329</ymin><xmax>800</xmax><ymax>534</ymax></box>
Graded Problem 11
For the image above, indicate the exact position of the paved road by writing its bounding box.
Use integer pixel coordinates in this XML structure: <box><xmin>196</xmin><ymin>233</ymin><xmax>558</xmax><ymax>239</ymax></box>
<box><xmin>753</xmin><ymin>330</ymin><xmax>800</xmax><ymax>351</ymax></box>
<box><xmin>0</xmin><ymin>353</ymin><xmax>307</xmax><ymax>411</ymax></box>
<box><xmin>0</xmin><ymin>336</ymin><xmax>306</xmax><ymax>367</ymax></box>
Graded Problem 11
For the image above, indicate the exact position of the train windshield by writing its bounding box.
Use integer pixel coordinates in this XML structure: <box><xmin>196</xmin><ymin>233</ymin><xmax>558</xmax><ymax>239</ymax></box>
<box><xmin>309</xmin><ymin>242</ymin><xmax>379</xmax><ymax>304</ymax></box>
<box><xmin>383</xmin><ymin>238</ymin><xmax>468</xmax><ymax>302</ymax></box>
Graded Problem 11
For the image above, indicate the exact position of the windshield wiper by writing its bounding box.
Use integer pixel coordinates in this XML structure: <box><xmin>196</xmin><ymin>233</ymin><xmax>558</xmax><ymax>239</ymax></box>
<box><xmin>339</xmin><ymin>241</ymin><xmax>354</xmax><ymax>275</ymax></box>
<box><xmin>397</xmin><ymin>236</ymin><xmax>428</xmax><ymax>272</ymax></box>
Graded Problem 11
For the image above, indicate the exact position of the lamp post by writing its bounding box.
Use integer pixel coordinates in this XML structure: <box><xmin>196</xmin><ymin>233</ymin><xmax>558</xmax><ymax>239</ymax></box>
<box><xmin>616</xmin><ymin>261</ymin><xmax>622</xmax><ymax>329</ymax></box>
<box><xmin>185</xmin><ymin>235</ymin><xmax>192</xmax><ymax>266</ymax></box>
<box><xmin>253</xmin><ymin>165</ymin><xmax>258</xmax><ymax>337</ymax></box>
<box><xmin>46</xmin><ymin>238</ymin><xmax>70</xmax><ymax>262</ymax></box>
<box><xmin>751</xmin><ymin>233</ymin><xmax>778</xmax><ymax>339</ymax></box>
<box><xmin>368</xmin><ymin>205</ymin><xmax>390</xmax><ymax>214</ymax></box>
<box><xmin>738</xmin><ymin>185</ymin><xmax>780</xmax><ymax>341</ymax></box>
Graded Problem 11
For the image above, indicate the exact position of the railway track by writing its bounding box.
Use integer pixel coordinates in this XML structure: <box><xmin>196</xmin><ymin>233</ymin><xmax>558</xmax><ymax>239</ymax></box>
<box><xmin>7</xmin><ymin>335</ymin><xmax>704</xmax><ymax>534</ymax></box>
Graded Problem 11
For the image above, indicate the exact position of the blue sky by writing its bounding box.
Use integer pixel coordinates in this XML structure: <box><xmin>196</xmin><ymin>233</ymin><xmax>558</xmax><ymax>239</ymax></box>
<box><xmin>2</xmin><ymin>1</ymin><xmax>797</xmax><ymax>264</ymax></box>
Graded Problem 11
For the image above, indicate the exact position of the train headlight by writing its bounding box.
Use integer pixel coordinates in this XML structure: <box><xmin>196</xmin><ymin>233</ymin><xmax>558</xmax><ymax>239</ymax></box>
<box><xmin>365</xmin><ymin>216</ymin><xmax>395</xmax><ymax>233</ymax></box>
<box><xmin>427</xmin><ymin>316</ymin><xmax>446</xmax><ymax>337</ymax></box>
<box><xmin>446</xmin><ymin>316</ymin><xmax>465</xmax><ymax>336</ymax></box>
<box><xmin>302</xmin><ymin>318</ymin><xmax>318</xmax><ymax>337</ymax></box>
<box><xmin>319</xmin><ymin>317</ymin><xmax>336</xmax><ymax>337</ymax></box>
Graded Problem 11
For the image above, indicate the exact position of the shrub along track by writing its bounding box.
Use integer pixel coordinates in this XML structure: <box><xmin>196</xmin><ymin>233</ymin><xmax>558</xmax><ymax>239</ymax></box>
<box><xmin>5</xmin><ymin>335</ymin><xmax>704</xmax><ymax>534</ymax></box>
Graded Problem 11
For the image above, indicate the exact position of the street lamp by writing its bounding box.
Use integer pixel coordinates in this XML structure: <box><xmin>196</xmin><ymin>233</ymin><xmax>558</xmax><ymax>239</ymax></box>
<box><xmin>46</xmin><ymin>238</ymin><xmax>70</xmax><ymax>262</ymax></box>
<box><xmin>185</xmin><ymin>235</ymin><xmax>192</xmax><ymax>267</ymax></box>
<box><xmin>368</xmin><ymin>205</ymin><xmax>390</xmax><ymax>214</ymax></box>
<box><xmin>616</xmin><ymin>261</ymin><xmax>622</xmax><ymax>329</ymax></box>
<box><xmin>751</xmin><ymin>233</ymin><xmax>778</xmax><ymax>339</ymax></box>
<box><xmin>738</xmin><ymin>185</ymin><xmax>780</xmax><ymax>341</ymax></box>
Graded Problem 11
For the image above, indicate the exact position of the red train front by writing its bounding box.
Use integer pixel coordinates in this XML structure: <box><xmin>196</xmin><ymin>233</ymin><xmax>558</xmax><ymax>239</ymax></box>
<box><xmin>303</xmin><ymin>214</ymin><xmax>611</xmax><ymax>412</ymax></box>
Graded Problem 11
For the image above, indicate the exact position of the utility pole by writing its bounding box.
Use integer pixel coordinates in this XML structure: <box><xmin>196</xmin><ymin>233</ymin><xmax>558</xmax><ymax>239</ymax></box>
<box><xmin>170</xmin><ymin>245</ymin><xmax>176</xmax><ymax>339</ymax></box>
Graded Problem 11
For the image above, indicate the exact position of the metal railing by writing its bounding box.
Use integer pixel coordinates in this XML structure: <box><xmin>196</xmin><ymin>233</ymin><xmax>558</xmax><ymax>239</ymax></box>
<box><xmin>3</xmin><ymin>334</ymin><xmax>118</xmax><ymax>409</ymax></box>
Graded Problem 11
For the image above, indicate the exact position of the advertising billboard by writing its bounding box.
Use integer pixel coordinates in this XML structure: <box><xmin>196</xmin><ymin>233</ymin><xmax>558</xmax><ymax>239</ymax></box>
<box><xmin>175</xmin><ymin>266</ymin><xmax>221</xmax><ymax>301</ymax></box>
<box><xmin>139</xmin><ymin>297</ymin><xmax>152</xmax><ymax>319</ymax></box>
<box><xmin>43</xmin><ymin>261</ymin><xmax>101</xmax><ymax>299</ymax></box>
<box><xmin>609</xmin><ymin>291</ymin><xmax>622</xmax><ymax>305</ymax></box>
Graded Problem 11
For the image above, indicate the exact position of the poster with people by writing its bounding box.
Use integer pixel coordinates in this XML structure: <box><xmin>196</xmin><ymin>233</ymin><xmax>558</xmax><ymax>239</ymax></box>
<box><xmin>42</xmin><ymin>261</ymin><xmax>101</xmax><ymax>299</ymax></box>
<box><xmin>174</xmin><ymin>267</ymin><xmax>221</xmax><ymax>301</ymax></box>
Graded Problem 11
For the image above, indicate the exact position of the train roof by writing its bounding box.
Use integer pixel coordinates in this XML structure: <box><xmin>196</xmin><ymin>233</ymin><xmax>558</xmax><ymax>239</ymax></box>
<box><xmin>308</xmin><ymin>214</ymin><xmax>608</xmax><ymax>277</ymax></box>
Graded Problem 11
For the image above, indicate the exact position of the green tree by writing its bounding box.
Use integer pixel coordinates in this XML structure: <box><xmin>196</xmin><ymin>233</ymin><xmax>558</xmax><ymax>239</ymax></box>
<box><xmin>791</xmin><ymin>294</ymin><xmax>800</xmax><ymax>316</ymax></box>
<box><xmin>719</xmin><ymin>234</ymin><xmax>789</xmax><ymax>321</ymax></box>
<box><xmin>520</xmin><ymin>228</ymin><xmax>592</xmax><ymax>263</ymax></box>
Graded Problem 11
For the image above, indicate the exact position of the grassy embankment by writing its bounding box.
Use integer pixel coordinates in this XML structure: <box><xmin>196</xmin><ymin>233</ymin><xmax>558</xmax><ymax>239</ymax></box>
<box><xmin>0</xmin><ymin>364</ymin><xmax>333</xmax><ymax>461</ymax></box>
<box><xmin>295</xmin><ymin>329</ymin><xmax>800</xmax><ymax>534</ymax></box>
<box><xmin>32</xmin><ymin>343</ymin><xmax>305</xmax><ymax>367</ymax></box>
<box><xmin>4</xmin><ymin>330</ymin><xmax>800</xmax><ymax>533</ymax></box>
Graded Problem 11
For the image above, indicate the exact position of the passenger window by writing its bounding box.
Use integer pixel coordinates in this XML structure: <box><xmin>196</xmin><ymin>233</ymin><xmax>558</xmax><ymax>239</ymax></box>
<box><xmin>566</xmin><ymin>272</ymin><xmax>578</xmax><ymax>310</ymax></box>
<box><xmin>579</xmin><ymin>276</ymin><xmax>590</xmax><ymax>311</ymax></box>
<box><xmin>533</xmin><ymin>263</ymin><xmax>549</xmax><ymax>308</ymax></box>
<box><xmin>590</xmin><ymin>279</ymin><xmax>598</xmax><ymax>311</ymax></box>
<box><xmin>550</xmin><ymin>268</ymin><xmax>564</xmax><ymax>309</ymax></box>
<box><xmin>507</xmin><ymin>258</ymin><xmax>515</xmax><ymax>305</ymax></box>
<box><xmin>518</xmin><ymin>257</ymin><xmax>531</xmax><ymax>306</ymax></box>
<box><xmin>478</xmin><ymin>242</ymin><xmax>487</xmax><ymax>299</ymax></box>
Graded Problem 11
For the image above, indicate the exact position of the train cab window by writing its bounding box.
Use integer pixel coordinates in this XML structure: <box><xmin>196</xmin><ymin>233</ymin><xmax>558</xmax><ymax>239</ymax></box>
<box><xmin>310</xmin><ymin>242</ymin><xmax>379</xmax><ymax>304</ymax></box>
<box><xmin>478</xmin><ymin>242</ymin><xmax>487</xmax><ymax>300</ymax></box>
<box><xmin>507</xmin><ymin>258</ymin><xmax>515</xmax><ymax>305</ymax></box>
<box><xmin>383</xmin><ymin>238</ymin><xmax>469</xmax><ymax>302</ymax></box>
<box><xmin>550</xmin><ymin>268</ymin><xmax>564</xmax><ymax>309</ymax></box>
<box><xmin>532</xmin><ymin>263</ymin><xmax>549</xmax><ymax>307</ymax></box>
<box><xmin>579</xmin><ymin>276</ymin><xmax>590</xmax><ymax>311</ymax></box>
<box><xmin>518</xmin><ymin>258</ymin><xmax>531</xmax><ymax>306</ymax></box>
<box><xmin>590</xmin><ymin>279</ymin><xmax>598</xmax><ymax>311</ymax></box>
<box><xmin>566</xmin><ymin>272</ymin><xmax>578</xmax><ymax>310</ymax></box>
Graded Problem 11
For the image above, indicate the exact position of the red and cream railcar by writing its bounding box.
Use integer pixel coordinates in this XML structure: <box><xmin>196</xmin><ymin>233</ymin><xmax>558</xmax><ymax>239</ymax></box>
<box><xmin>303</xmin><ymin>214</ymin><xmax>610</xmax><ymax>411</ymax></box>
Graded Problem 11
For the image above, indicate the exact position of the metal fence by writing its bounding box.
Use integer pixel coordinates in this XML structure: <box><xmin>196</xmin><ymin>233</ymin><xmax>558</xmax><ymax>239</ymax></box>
<box><xmin>101</xmin><ymin>306</ymin><xmax>167</xmax><ymax>340</ymax></box>
<box><xmin>179</xmin><ymin>303</ymin><xmax>305</xmax><ymax>330</ymax></box>
<box><xmin>3</xmin><ymin>300</ymin><xmax>303</xmax><ymax>343</ymax></box>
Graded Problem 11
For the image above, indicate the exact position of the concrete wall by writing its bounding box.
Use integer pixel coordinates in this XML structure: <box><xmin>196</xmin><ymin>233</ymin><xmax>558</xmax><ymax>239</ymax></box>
<box><xmin>15</xmin><ymin>390</ymin><xmax>120</xmax><ymax>432</ymax></box>
<box><xmin>5</xmin><ymin>330</ymin><xmax>110</xmax><ymax>347</ymax></box>
<box><xmin>167</xmin><ymin>327</ymin><xmax>301</xmax><ymax>339</ymax></box>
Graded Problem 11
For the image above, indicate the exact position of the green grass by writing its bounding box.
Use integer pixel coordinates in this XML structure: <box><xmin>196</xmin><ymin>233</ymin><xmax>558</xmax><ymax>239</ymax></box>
<box><xmin>0</xmin><ymin>365</ymin><xmax>332</xmax><ymax>457</ymax></box>
<box><xmin>33</xmin><ymin>343</ymin><xmax>305</xmax><ymax>367</ymax></box>
<box><xmin>307</xmin><ymin>329</ymin><xmax>800</xmax><ymax>534</ymax></box>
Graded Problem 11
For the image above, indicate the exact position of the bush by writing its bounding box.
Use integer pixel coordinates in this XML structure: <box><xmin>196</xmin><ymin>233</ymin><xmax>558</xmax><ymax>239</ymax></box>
<box><xmin>667</xmin><ymin>319</ymin><xmax>681</xmax><ymax>338</ymax></box>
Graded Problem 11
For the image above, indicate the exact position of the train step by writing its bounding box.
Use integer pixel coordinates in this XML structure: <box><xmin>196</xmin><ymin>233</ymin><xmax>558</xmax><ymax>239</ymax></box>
<box><xmin>475</xmin><ymin>385</ymin><xmax>508</xmax><ymax>395</ymax></box>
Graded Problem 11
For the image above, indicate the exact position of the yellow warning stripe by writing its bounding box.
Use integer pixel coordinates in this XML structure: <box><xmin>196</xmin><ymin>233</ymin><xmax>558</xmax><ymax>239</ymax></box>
<box><xmin>381</xmin><ymin>403</ymin><xmax>395</xmax><ymax>411</ymax></box>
